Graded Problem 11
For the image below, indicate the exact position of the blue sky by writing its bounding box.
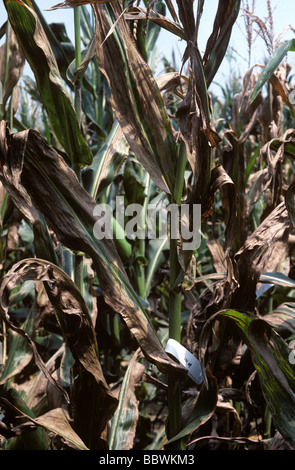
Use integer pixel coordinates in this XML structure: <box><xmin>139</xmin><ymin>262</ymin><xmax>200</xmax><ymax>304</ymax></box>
<box><xmin>1</xmin><ymin>0</ymin><xmax>295</xmax><ymax>94</ymax></box>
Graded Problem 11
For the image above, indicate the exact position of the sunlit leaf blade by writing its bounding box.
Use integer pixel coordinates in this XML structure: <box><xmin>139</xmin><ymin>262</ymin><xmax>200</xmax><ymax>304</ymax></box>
<box><xmin>0</xmin><ymin>123</ymin><xmax>185</xmax><ymax>376</ymax></box>
<box><xmin>108</xmin><ymin>349</ymin><xmax>144</xmax><ymax>450</ymax></box>
<box><xmin>194</xmin><ymin>271</ymin><xmax>295</xmax><ymax>298</ymax></box>
<box><xmin>249</xmin><ymin>39</ymin><xmax>295</xmax><ymax>104</ymax></box>
<box><xmin>82</xmin><ymin>119</ymin><xmax>128</xmax><ymax>200</ymax></box>
<box><xmin>145</xmin><ymin>237</ymin><xmax>168</xmax><ymax>298</ymax></box>
<box><xmin>93</xmin><ymin>1</ymin><xmax>178</xmax><ymax>195</ymax></box>
<box><xmin>257</xmin><ymin>272</ymin><xmax>295</xmax><ymax>298</ymax></box>
<box><xmin>206</xmin><ymin>310</ymin><xmax>295</xmax><ymax>448</ymax></box>
<box><xmin>30</xmin><ymin>0</ymin><xmax>75</xmax><ymax>84</ymax></box>
<box><xmin>4</xmin><ymin>0</ymin><xmax>92</xmax><ymax>168</ymax></box>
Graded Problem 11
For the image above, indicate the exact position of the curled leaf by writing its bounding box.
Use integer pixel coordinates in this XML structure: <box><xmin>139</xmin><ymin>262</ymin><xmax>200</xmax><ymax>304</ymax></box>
<box><xmin>0</xmin><ymin>122</ymin><xmax>185</xmax><ymax>377</ymax></box>
<box><xmin>200</xmin><ymin>310</ymin><xmax>295</xmax><ymax>449</ymax></box>
<box><xmin>231</xmin><ymin>202</ymin><xmax>291</xmax><ymax>311</ymax></box>
<box><xmin>0</xmin><ymin>257</ymin><xmax>118</xmax><ymax>444</ymax></box>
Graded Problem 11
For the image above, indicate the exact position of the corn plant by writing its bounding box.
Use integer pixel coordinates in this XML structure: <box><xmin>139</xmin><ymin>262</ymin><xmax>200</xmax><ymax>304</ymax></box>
<box><xmin>0</xmin><ymin>0</ymin><xmax>295</xmax><ymax>451</ymax></box>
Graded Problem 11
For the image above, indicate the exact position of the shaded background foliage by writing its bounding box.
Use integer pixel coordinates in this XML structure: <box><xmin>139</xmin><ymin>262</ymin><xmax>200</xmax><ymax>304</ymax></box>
<box><xmin>0</xmin><ymin>0</ymin><xmax>295</xmax><ymax>450</ymax></box>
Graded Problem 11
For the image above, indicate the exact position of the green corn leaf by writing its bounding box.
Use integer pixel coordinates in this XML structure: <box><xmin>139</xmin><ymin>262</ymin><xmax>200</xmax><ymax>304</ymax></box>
<box><xmin>145</xmin><ymin>237</ymin><xmax>168</xmax><ymax>298</ymax></box>
<box><xmin>4</xmin><ymin>0</ymin><xmax>92</xmax><ymax>168</ymax></box>
<box><xmin>82</xmin><ymin>119</ymin><xmax>128</xmax><ymax>200</ymax></box>
<box><xmin>249</xmin><ymin>39</ymin><xmax>295</xmax><ymax>105</ymax></box>
<box><xmin>82</xmin><ymin>119</ymin><xmax>131</xmax><ymax>260</ymax></box>
<box><xmin>201</xmin><ymin>310</ymin><xmax>295</xmax><ymax>448</ymax></box>
<box><xmin>30</xmin><ymin>0</ymin><xmax>75</xmax><ymax>83</ymax></box>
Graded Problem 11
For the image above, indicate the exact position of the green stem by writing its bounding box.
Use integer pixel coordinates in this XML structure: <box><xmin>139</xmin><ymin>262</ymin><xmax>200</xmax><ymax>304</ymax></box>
<box><xmin>1</xmin><ymin>21</ymin><xmax>10</xmax><ymax>121</ymax></box>
<box><xmin>74</xmin><ymin>6</ymin><xmax>82</xmax><ymax>132</ymax></box>
<box><xmin>3</xmin><ymin>21</ymin><xmax>10</xmax><ymax>88</ymax></box>
<box><xmin>112</xmin><ymin>216</ymin><xmax>132</xmax><ymax>261</ymax></box>
<box><xmin>73</xmin><ymin>6</ymin><xmax>83</xmax><ymax>293</ymax></box>
<box><xmin>74</xmin><ymin>253</ymin><xmax>84</xmax><ymax>294</ymax></box>
<box><xmin>74</xmin><ymin>7</ymin><xmax>82</xmax><ymax>70</ymax></box>
<box><xmin>166</xmin><ymin>241</ymin><xmax>183</xmax><ymax>446</ymax></box>
<box><xmin>166</xmin><ymin>142</ymin><xmax>187</xmax><ymax>448</ymax></box>
<box><xmin>135</xmin><ymin>170</ymin><xmax>150</xmax><ymax>299</ymax></box>
<box><xmin>264</xmin><ymin>406</ymin><xmax>272</xmax><ymax>439</ymax></box>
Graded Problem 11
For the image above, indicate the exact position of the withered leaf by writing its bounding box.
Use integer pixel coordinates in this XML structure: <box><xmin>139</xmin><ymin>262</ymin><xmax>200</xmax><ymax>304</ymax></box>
<box><xmin>0</xmin><ymin>258</ymin><xmax>118</xmax><ymax>441</ymax></box>
<box><xmin>0</xmin><ymin>121</ymin><xmax>185</xmax><ymax>377</ymax></box>
<box><xmin>93</xmin><ymin>1</ymin><xmax>178</xmax><ymax>195</ymax></box>
<box><xmin>231</xmin><ymin>202</ymin><xmax>291</xmax><ymax>311</ymax></box>
<box><xmin>0</xmin><ymin>27</ymin><xmax>25</xmax><ymax>109</ymax></box>
<box><xmin>204</xmin><ymin>165</ymin><xmax>237</xmax><ymax>256</ymax></box>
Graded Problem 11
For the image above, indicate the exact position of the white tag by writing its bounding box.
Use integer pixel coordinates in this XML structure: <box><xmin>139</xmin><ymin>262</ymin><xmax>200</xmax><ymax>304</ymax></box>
<box><xmin>165</xmin><ymin>338</ymin><xmax>204</xmax><ymax>385</ymax></box>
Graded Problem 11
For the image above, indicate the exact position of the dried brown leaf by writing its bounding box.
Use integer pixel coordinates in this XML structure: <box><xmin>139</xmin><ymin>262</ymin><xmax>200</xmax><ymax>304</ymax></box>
<box><xmin>0</xmin><ymin>122</ymin><xmax>185</xmax><ymax>377</ymax></box>
<box><xmin>0</xmin><ymin>258</ymin><xmax>118</xmax><ymax>438</ymax></box>
<box><xmin>93</xmin><ymin>1</ymin><xmax>178</xmax><ymax>195</ymax></box>
<box><xmin>232</xmin><ymin>202</ymin><xmax>291</xmax><ymax>311</ymax></box>
<box><xmin>0</xmin><ymin>28</ymin><xmax>25</xmax><ymax>108</ymax></box>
